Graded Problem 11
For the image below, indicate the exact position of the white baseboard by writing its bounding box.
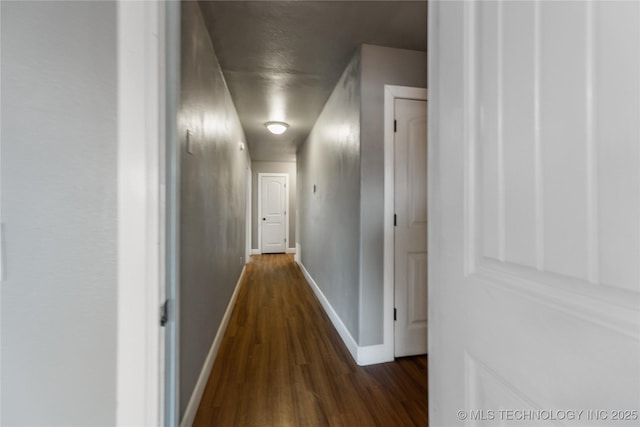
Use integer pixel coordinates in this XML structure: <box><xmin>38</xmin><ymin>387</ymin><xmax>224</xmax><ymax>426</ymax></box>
<box><xmin>357</xmin><ymin>343</ymin><xmax>391</xmax><ymax>365</ymax></box>
<box><xmin>296</xmin><ymin>261</ymin><xmax>393</xmax><ymax>366</ymax></box>
<box><xmin>251</xmin><ymin>248</ymin><xmax>296</xmax><ymax>255</ymax></box>
<box><xmin>296</xmin><ymin>261</ymin><xmax>359</xmax><ymax>362</ymax></box>
<box><xmin>180</xmin><ymin>266</ymin><xmax>246</xmax><ymax>427</ymax></box>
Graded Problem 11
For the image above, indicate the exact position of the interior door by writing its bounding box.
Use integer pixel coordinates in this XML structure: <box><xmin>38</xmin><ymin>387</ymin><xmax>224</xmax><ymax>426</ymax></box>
<box><xmin>260</xmin><ymin>174</ymin><xmax>287</xmax><ymax>254</ymax></box>
<box><xmin>430</xmin><ymin>1</ymin><xmax>640</xmax><ymax>425</ymax></box>
<box><xmin>394</xmin><ymin>98</ymin><xmax>428</xmax><ymax>357</ymax></box>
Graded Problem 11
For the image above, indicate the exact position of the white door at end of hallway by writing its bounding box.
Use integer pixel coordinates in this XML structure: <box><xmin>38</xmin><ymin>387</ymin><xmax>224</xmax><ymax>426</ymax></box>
<box><xmin>394</xmin><ymin>98</ymin><xmax>428</xmax><ymax>357</ymax></box>
<box><xmin>260</xmin><ymin>174</ymin><xmax>287</xmax><ymax>254</ymax></box>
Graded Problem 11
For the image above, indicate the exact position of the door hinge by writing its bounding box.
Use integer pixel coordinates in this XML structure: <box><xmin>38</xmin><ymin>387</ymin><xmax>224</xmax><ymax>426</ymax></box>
<box><xmin>394</xmin><ymin>120</ymin><xmax>397</xmax><ymax>132</ymax></box>
<box><xmin>160</xmin><ymin>299</ymin><xmax>169</xmax><ymax>327</ymax></box>
<box><xmin>394</xmin><ymin>214</ymin><xmax>397</xmax><ymax>226</ymax></box>
<box><xmin>394</xmin><ymin>308</ymin><xmax>397</xmax><ymax>321</ymax></box>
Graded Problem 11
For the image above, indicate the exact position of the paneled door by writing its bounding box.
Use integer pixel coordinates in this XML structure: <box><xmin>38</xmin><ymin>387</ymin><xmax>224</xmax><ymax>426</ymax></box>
<box><xmin>430</xmin><ymin>1</ymin><xmax>640</xmax><ymax>425</ymax></box>
<box><xmin>259</xmin><ymin>174</ymin><xmax>287</xmax><ymax>254</ymax></box>
<box><xmin>394</xmin><ymin>98</ymin><xmax>428</xmax><ymax>357</ymax></box>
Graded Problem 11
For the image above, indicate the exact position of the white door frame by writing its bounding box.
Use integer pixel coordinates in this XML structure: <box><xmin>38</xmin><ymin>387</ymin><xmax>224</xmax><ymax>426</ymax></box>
<box><xmin>383</xmin><ymin>85</ymin><xmax>429</xmax><ymax>361</ymax></box>
<box><xmin>257</xmin><ymin>173</ymin><xmax>289</xmax><ymax>253</ymax></box>
<box><xmin>116</xmin><ymin>1</ymin><xmax>166</xmax><ymax>425</ymax></box>
<box><xmin>163</xmin><ymin>0</ymin><xmax>181</xmax><ymax>425</ymax></box>
<box><xmin>246</xmin><ymin>166</ymin><xmax>252</xmax><ymax>263</ymax></box>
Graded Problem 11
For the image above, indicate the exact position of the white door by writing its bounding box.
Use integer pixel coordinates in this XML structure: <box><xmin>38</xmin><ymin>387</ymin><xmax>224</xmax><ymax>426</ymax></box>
<box><xmin>260</xmin><ymin>174</ymin><xmax>287</xmax><ymax>253</ymax></box>
<box><xmin>394</xmin><ymin>98</ymin><xmax>428</xmax><ymax>357</ymax></box>
<box><xmin>431</xmin><ymin>1</ymin><xmax>640</xmax><ymax>426</ymax></box>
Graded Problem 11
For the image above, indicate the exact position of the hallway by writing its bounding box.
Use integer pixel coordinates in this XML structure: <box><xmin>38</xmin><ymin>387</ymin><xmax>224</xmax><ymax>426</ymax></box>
<box><xmin>193</xmin><ymin>254</ymin><xmax>427</xmax><ymax>426</ymax></box>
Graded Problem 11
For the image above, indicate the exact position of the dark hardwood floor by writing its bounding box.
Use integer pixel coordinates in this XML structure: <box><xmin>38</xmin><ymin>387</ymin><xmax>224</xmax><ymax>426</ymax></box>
<box><xmin>193</xmin><ymin>254</ymin><xmax>428</xmax><ymax>426</ymax></box>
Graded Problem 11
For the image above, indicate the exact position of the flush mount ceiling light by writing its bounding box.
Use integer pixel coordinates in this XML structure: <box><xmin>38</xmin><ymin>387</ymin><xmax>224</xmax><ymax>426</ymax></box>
<box><xmin>264</xmin><ymin>121</ymin><xmax>289</xmax><ymax>135</ymax></box>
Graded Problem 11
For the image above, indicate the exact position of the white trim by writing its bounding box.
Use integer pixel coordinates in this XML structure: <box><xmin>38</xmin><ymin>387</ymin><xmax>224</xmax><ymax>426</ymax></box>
<box><xmin>357</xmin><ymin>344</ymin><xmax>389</xmax><ymax>366</ymax></box>
<box><xmin>116</xmin><ymin>1</ymin><xmax>164</xmax><ymax>425</ymax></box>
<box><xmin>286</xmin><ymin>248</ymin><xmax>297</xmax><ymax>254</ymax></box>
<box><xmin>426</xmin><ymin>3</ymin><xmax>437</xmax><ymax>424</ymax></box>
<box><xmin>164</xmin><ymin>0</ymin><xmax>181</xmax><ymax>423</ymax></box>
<box><xmin>251</xmin><ymin>249</ymin><xmax>261</xmax><ymax>255</ymax></box>
<box><xmin>180</xmin><ymin>266</ymin><xmax>247</xmax><ymax>427</ymax></box>
<box><xmin>294</xmin><ymin>243</ymin><xmax>301</xmax><ymax>263</ymax></box>
<box><xmin>246</xmin><ymin>166</ymin><xmax>252</xmax><ymax>264</ymax></box>
<box><xmin>0</xmin><ymin>0</ymin><xmax>3</xmax><ymax>420</ymax></box>
<box><xmin>297</xmin><ymin>261</ymin><xmax>391</xmax><ymax>366</ymax></box>
<box><xmin>297</xmin><ymin>261</ymin><xmax>358</xmax><ymax>360</ymax></box>
<box><xmin>257</xmin><ymin>173</ymin><xmax>290</xmax><ymax>254</ymax></box>
<box><xmin>383</xmin><ymin>85</ymin><xmax>428</xmax><ymax>360</ymax></box>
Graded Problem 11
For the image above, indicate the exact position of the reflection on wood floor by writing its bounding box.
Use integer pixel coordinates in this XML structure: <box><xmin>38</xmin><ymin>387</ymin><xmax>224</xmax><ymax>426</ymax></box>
<box><xmin>193</xmin><ymin>254</ymin><xmax>427</xmax><ymax>426</ymax></box>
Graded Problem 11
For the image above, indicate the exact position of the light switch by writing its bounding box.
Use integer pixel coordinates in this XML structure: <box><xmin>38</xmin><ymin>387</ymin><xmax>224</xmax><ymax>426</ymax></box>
<box><xmin>186</xmin><ymin>130</ymin><xmax>194</xmax><ymax>154</ymax></box>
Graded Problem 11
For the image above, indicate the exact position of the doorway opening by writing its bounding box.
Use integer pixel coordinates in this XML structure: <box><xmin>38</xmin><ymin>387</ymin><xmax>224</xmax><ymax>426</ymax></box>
<box><xmin>258</xmin><ymin>173</ymin><xmax>290</xmax><ymax>254</ymax></box>
<box><xmin>383</xmin><ymin>85</ymin><xmax>429</xmax><ymax>358</ymax></box>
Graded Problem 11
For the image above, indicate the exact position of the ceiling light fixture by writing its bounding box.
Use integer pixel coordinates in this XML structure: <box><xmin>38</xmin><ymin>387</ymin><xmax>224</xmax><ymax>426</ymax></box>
<box><xmin>265</xmin><ymin>121</ymin><xmax>289</xmax><ymax>135</ymax></box>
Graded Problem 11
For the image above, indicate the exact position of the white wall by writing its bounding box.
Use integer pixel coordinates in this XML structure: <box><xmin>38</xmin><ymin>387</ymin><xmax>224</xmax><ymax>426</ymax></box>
<box><xmin>1</xmin><ymin>1</ymin><xmax>118</xmax><ymax>424</ymax></box>
<box><xmin>251</xmin><ymin>161</ymin><xmax>296</xmax><ymax>250</ymax></box>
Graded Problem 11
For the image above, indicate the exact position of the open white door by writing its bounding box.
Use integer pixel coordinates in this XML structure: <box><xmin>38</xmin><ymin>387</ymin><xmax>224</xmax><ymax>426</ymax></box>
<box><xmin>394</xmin><ymin>98</ymin><xmax>428</xmax><ymax>357</ymax></box>
<box><xmin>430</xmin><ymin>1</ymin><xmax>640</xmax><ymax>426</ymax></box>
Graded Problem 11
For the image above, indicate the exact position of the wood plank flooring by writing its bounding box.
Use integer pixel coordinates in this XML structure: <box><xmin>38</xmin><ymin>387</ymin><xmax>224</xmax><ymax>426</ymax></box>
<box><xmin>193</xmin><ymin>254</ymin><xmax>427</xmax><ymax>426</ymax></box>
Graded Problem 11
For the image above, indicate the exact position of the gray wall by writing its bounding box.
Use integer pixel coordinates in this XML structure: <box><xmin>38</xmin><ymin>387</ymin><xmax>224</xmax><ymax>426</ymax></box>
<box><xmin>251</xmin><ymin>161</ymin><xmax>296</xmax><ymax>250</ymax></box>
<box><xmin>297</xmin><ymin>45</ymin><xmax>426</xmax><ymax>347</ymax></box>
<box><xmin>179</xmin><ymin>1</ymin><xmax>250</xmax><ymax>419</ymax></box>
<box><xmin>359</xmin><ymin>45</ymin><xmax>428</xmax><ymax>345</ymax></box>
<box><xmin>297</xmin><ymin>51</ymin><xmax>362</xmax><ymax>342</ymax></box>
<box><xmin>1</xmin><ymin>1</ymin><xmax>117</xmax><ymax>425</ymax></box>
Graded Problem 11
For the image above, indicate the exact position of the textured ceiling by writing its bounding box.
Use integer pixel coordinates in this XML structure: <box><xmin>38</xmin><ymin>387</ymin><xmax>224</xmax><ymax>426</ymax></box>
<box><xmin>198</xmin><ymin>1</ymin><xmax>428</xmax><ymax>161</ymax></box>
